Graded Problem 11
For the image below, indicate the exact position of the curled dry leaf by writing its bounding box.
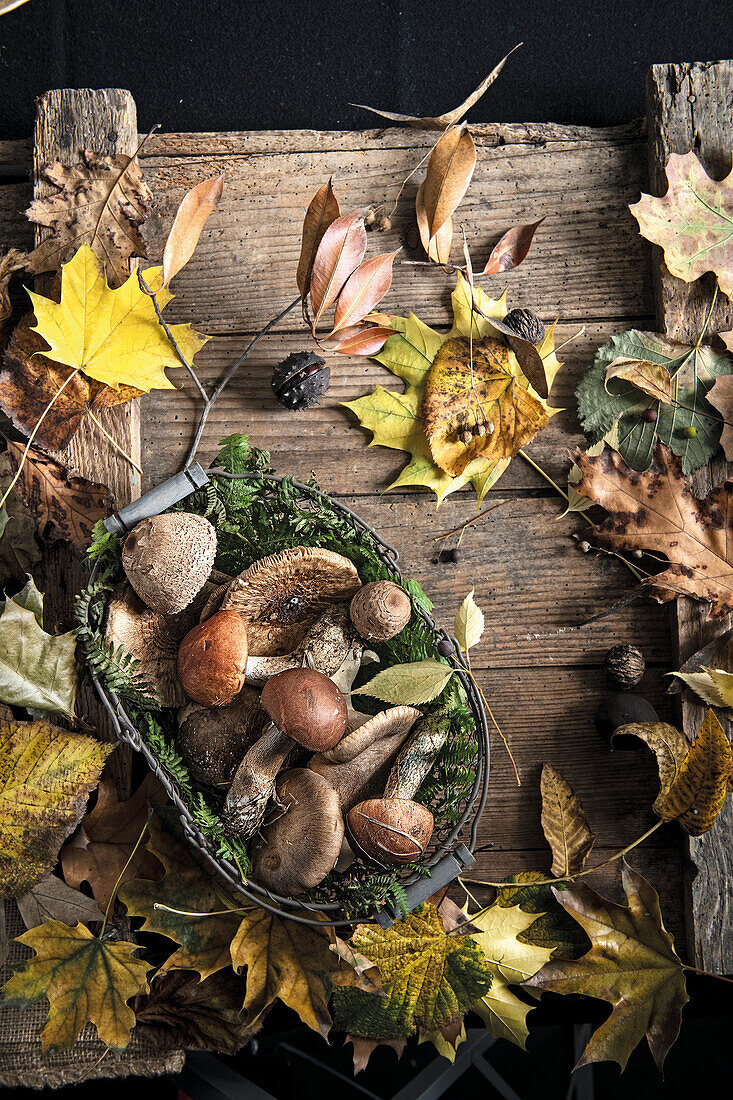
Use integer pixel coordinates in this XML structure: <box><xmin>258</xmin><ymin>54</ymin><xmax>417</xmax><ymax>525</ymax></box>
<box><xmin>416</xmin><ymin>182</ymin><xmax>453</xmax><ymax>264</ymax></box>
<box><xmin>0</xmin><ymin>248</ymin><xmax>28</xmax><ymax>329</ymax></box>
<box><xmin>0</xmin><ymin>452</ymin><xmax>41</xmax><ymax>588</ymax></box>
<box><xmin>133</xmin><ymin>970</ymin><xmax>253</xmax><ymax>1056</ymax></box>
<box><xmin>670</xmin><ymin>666</ymin><xmax>733</xmax><ymax>713</ymax></box>
<box><xmin>351</xmin><ymin>45</ymin><xmax>521</xmax><ymax>130</ymax></box>
<box><xmin>612</xmin><ymin>722</ymin><xmax>690</xmax><ymax>815</ymax></box>
<box><xmin>325</xmin><ymin>325</ymin><xmax>394</xmax><ymax>357</ymax></box>
<box><xmin>0</xmin><ymin>719</ymin><xmax>112</xmax><ymax>899</ymax></box>
<box><xmin>0</xmin><ymin>316</ymin><xmax>142</xmax><ymax>452</ymax></box>
<box><xmin>575</xmin><ymin>443</ymin><xmax>733</xmax><ymax>618</ymax></box>
<box><xmin>331</xmin><ymin>250</ymin><xmax>401</xmax><ymax>336</ymax></box>
<box><xmin>630</xmin><ymin>151</ymin><xmax>733</xmax><ymax>299</ymax></box>
<box><xmin>297</xmin><ymin>178</ymin><xmax>341</xmax><ymax>298</ymax></box>
<box><xmin>5</xmin><ymin>438</ymin><xmax>112</xmax><ymax>552</ymax></box>
<box><xmin>483</xmin><ymin>219</ymin><xmax>543</xmax><ymax>275</ymax></box>
<box><xmin>527</xmin><ymin>862</ymin><xmax>688</xmax><ymax>1072</ymax></box>
<box><xmin>604</xmin><ymin>357</ymin><xmax>673</xmax><ymax>404</ymax></box>
<box><xmin>1</xmin><ymin>919</ymin><xmax>151</xmax><ymax>1052</ymax></box>
<box><xmin>421</xmin><ymin>125</ymin><xmax>476</xmax><ymax>243</ymax></box>
<box><xmin>539</xmin><ymin>765</ymin><xmax>595</xmax><ymax>878</ymax></box>
<box><xmin>162</xmin><ymin>173</ymin><xmax>224</xmax><ymax>286</ymax></box>
<box><xmin>658</xmin><ymin>708</ymin><xmax>733</xmax><ymax>835</ymax></box>
<box><xmin>25</xmin><ymin>151</ymin><xmax>152</xmax><ymax>288</ymax></box>
<box><xmin>309</xmin><ymin>208</ymin><xmax>368</xmax><ymax>330</ymax></box>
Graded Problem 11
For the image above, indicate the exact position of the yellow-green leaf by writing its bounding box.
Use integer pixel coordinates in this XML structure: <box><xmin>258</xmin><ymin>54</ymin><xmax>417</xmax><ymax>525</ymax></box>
<box><xmin>454</xmin><ymin>589</ymin><xmax>484</xmax><ymax>652</ymax></box>
<box><xmin>28</xmin><ymin>245</ymin><xmax>208</xmax><ymax>392</ymax></box>
<box><xmin>353</xmin><ymin>659</ymin><xmax>454</xmax><ymax>705</ymax></box>
<box><xmin>2</xmin><ymin>919</ymin><xmax>151</xmax><ymax>1051</ymax></box>
<box><xmin>0</xmin><ymin>588</ymin><xmax>77</xmax><ymax>716</ymax></box>
<box><xmin>659</xmin><ymin>708</ymin><xmax>733</xmax><ymax>835</ymax></box>
<box><xmin>0</xmin><ymin>719</ymin><xmax>112</xmax><ymax>899</ymax></box>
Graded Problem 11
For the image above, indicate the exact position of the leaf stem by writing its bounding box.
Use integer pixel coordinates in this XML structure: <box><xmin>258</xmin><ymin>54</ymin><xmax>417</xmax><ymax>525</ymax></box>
<box><xmin>682</xmin><ymin>963</ymin><xmax>733</xmax><ymax>986</ymax></box>
<box><xmin>464</xmin><ymin>658</ymin><xmax>520</xmax><ymax>787</ymax></box>
<box><xmin>433</xmin><ymin>499</ymin><xmax>513</xmax><ymax>543</ymax></box>
<box><xmin>101</xmin><ymin>809</ymin><xmax>152</xmax><ymax>935</ymax></box>
<box><xmin>85</xmin><ymin>410</ymin><xmax>143</xmax><ymax>476</ymax></box>
<box><xmin>153</xmin><ymin>902</ymin><xmax>255</xmax><ymax>918</ymax></box>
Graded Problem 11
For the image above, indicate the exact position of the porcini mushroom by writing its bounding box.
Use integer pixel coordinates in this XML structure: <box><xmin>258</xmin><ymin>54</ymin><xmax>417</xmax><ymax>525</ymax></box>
<box><xmin>122</xmin><ymin>512</ymin><xmax>217</xmax><ymax>615</ymax></box>
<box><xmin>217</xmin><ymin>546</ymin><xmax>361</xmax><ymax>656</ymax></box>
<box><xmin>309</xmin><ymin>705</ymin><xmax>420</xmax><ymax>811</ymax></box>
<box><xmin>243</xmin><ymin>606</ymin><xmax>356</xmax><ymax>685</ymax></box>
<box><xmin>223</xmin><ymin>667</ymin><xmax>348</xmax><ymax>839</ymax></box>
<box><xmin>104</xmin><ymin>584</ymin><xmax>198</xmax><ymax>707</ymax></box>
<box><xmin>177</xmin><ymin>609</ymin><xmax>249</xmax><ymax>707</ymax></box>
<box><xmin>349</xmin><ymin>580</ymin><xmax>411</xmax><ymax>642</ymax></box>
<box><xmin>251</xmin><ymin>769</ymin><xmax>345</xmax><ymax>895</ymax></box>
<box><xmin>347</xmin><ymin>711</ymin><xmax>450</xmax><ymax>866</ymax></box>
<box><xmin>177</xmin><ymin>687</ymin><xmax>269</xmax><ymax>787</ymax></box>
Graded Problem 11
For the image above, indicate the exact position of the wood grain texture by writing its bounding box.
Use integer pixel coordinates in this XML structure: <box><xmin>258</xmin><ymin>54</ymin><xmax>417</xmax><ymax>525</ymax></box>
<box><xmin>33</xmin><ymin>90</ymin><xmax>142</xmax><ymax>796</ymax></box>
<box><xmin>647</xmin><ymin>60</ymin><xmax>733</xmax><ymax>973</ymax></box>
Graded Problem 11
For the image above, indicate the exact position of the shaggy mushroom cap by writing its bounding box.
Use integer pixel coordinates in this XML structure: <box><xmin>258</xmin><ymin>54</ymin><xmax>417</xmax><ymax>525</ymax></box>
<box><xmin>104</xmin><ymin>584</ymin><xmax>196</xmax><ymax>707</ymax></box>
<box><xmin>309</xmin><ymin>706</ymin><xmax>420</xmax><ymax>812</ymax></box>
<box><xmin>177</xmin><ymin>609</ymin><xmax>249</xmax><ymax>708</ymax></box>
<box><xmin>349</xmin><ymin>581</ymin><xmax>412</xmax><ymax>642</ymax></box>
<box><xmin>122</xmin><ymin>512</ymin><xmax>217</xmax><ymax>615</ymax></box>
<box><xmin>251</xmin><ymin>769</ymin><xmax>344</xmax><ymax>895</ymax></box>
<box><xmin>177</xmin><ymin>688</ymin><xmax>269</xmax><ymax>787</ymax></box>
<box><xmin>347</xmin><ymin>797</ymin><xmax>434</xmax><ymax>866</ymax></box>
<box><xmin>219</xmin><ymin>546</ymin><xmax>361</xmax><ymax>656</ymax></box>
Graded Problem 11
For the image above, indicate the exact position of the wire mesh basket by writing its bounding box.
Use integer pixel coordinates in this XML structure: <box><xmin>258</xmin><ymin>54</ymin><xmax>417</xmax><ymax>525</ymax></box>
<box><xmin>82</xmin><ymin>463</ymin><xmax>490</xmax><ymax>927</ymax></box>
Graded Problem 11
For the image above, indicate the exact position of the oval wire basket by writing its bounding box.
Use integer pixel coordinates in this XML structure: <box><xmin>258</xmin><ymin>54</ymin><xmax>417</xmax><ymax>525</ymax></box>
<box><xmin>83</xmin><ymin>466</ymin><xmax>490</xmax><ymax>927</ymax></box>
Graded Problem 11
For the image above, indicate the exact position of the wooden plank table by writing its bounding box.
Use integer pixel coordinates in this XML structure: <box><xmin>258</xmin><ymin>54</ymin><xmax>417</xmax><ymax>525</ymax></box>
<box><xmin>4</xmin><ymin>72</ymin><xmax>732</xmax><ymax>1078</ymax></box>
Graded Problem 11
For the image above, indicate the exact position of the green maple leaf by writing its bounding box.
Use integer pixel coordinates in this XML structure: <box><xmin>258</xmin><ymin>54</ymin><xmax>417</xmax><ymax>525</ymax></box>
<box><xmin>0</xmin><ymin>581</ymin><xmax>77</xmax><ymax>717</ymax></box>
<box><xmin>526</xmin><ymin>862</ymin><xmax>688</xmax><ymax>1072</ymax></box>
<box><xmin>577</xmin><ymin>329</ymin><xmax>732</xmax><ymax>474</ymax></box>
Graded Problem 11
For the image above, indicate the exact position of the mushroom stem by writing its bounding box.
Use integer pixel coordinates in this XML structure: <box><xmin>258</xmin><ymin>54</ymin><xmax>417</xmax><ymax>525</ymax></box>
<box><xmin>223</xmin><ymin>723</ymin><xmax>293</xmax><ymax>838</ymax></box>
<box><xmin>383</xmin><ymin>711</ymin><xmax>451</xmax><ymax>800</ymax></box>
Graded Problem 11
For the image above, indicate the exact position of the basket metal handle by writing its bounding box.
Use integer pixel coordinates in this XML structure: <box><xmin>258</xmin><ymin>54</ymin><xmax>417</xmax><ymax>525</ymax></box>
<box><xmin>373</xmin><ymin>844</ymin><xmax>476</xmax><ymax>929</ymax></box>
<box><xmin>104</xmin><ymin>463</ymin><xmax>209</xmax><ymax>535</ymax></box>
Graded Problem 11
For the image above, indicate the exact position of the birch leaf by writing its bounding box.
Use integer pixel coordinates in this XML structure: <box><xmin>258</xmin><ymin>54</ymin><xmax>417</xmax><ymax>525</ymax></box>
<box><xmin>454</xmin><ymin>589</ymin><xmax>484</xmax><ymax>652</ymax></box>
<box><xmin>2</xmin><ymin>920</ymin><xmax>151</xmax><ymax>1051</ymax></box>
<box><xmin>353</xmin><ymin>659</ymin><xmax>454</xmax><ymax>705</ymax></box>
<box><xmin>539</xmin><ymin>765</ymin><xmax>595</xmax><ymax>878</ymax></box>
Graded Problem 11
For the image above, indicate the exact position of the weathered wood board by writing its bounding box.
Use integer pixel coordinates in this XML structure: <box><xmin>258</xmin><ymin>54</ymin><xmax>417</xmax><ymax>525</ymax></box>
<box><xmin>0</xmin><ymin>91</ymin><xmax>702</xmax><ymax>966</ymax></box>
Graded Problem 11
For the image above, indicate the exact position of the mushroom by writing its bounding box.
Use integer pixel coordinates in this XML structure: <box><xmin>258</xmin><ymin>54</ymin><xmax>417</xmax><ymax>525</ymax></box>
<box><xmin>251</xmin><ymin>769</ymin><xmax>345</xmax><ymax>895</ymax></box>
<box><xmin>243</xmin><ymin>606</ymin><xmax>356</xmax><ymax>685</ymax></box>
<box><xmin>309</xmin><ymin>705</ymin><xmax>421</xmax><ymax>811</ymax></box>
<box><xmin>216</xmin><ymin>546</ymin><xmax>361</xmax><ymax>656</ymax></box>
<box><xmin>177</xmin><ymin>609</ymin><xmax>249</xmax><ymax>707</ymax></box>
<box><xmin>177</xmin><ymin>687</ymin><xmax>269</xmax><ymax>787</ymax></box>
<box><xmin>104</xmin><ymin>584</ymin><xmax>198</xmax><ymax>707</ymax></box>
<box><xmin>223</xmin><ymin>667</ymin><xmax>348</xmax><ymax>839</ymax></box>
<box><xmin>346</xmin><ymin>711</ymin><xmax>451</xmax><ymax>866</ymax></box>
<box><xmin>122</xmin><ymin>512</ymin><xmax>217</xmax><ymax>615</ymax></box>
<box><xmin>349</xmin><ymin>580</ymin><xmax>412</xmax><ymax>642</ymax></box>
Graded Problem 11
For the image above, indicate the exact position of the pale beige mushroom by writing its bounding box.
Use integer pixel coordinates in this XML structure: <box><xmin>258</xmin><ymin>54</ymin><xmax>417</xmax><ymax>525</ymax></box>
<box><xmin>104</xmin><ymin>584</ymin><xmax>199</xmax><ymax>707</ymax></box>
<box><xmin>177</xmin><ymin>687</ymin><xmax>269</xmax><ymax>787</ymax></box>
<box><xmin>350</xmin><ymin>581</ymin><xmax>412</xmax><ymax>642</ymax></box>
<box><xmin>122</xmin><ymin>512</ymin><xmax>217</xmax><ymax>615</ymax></box>
<box><xmin>216</xmin><ymin>546</ymin><xmax>361</xmax><ymax>656</ymax></box>
<box><xmin>243</xmin><ymin>606</ymin><xmax>357</xmax><ymax>685</ymax></box>
<box><xmin>251</xmin><ymin>768</ymin><xmax>345</xmax><ymax>895</ymax></box>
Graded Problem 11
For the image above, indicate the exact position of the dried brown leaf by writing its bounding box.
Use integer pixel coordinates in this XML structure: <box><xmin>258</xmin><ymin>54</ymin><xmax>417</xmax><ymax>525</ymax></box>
<box><xmin>326</xmin><ymin>325</ymin><xmax>393</xmax><ymax>356</ymax></box>
<box><xmin>297</xmin><ymin>178</ymin><xmax>341</xmax><ymax>298</ymax></box>
<box><xmin>612</xmin><ymin>722</ymin><xmax>690</xmax><ymax>815</ymax></box>
<box><xmin>421</xmin><ymin>125</ymin><xmax>476</xmax><ymax>241</ymax></box>
<box><xmin>133</xmin><ymin>970</ymin><xmax>253</xmax><ymax>1055</ymax></box>
<box><xmin>659</xmin><ymin>708</ymin><xmax>733</xmax><ymax>835</ymax></box>
<box><xmin>309</xmin><ymin>208</ymin><xmax>368</xmax><ymax>330</ymax></box>
<box><xmin>416</xmin><ymin>183</ymin><xmax>453</xmax><ymax>263</ymax></box>
<box><xmin>347</xmin><ymin>1036</ymin><xmax>407</xmax><ymax>1074</ymax></box>
<box><xmin>162</xmin><ymin>174</ymin><xmax>224</xmax><ymax>286</ymax></box>
<box><xmin>16</xmin><ymin>873</ymin><xmax>104</xmax><ymax>929</ymax></box>
<box><xmin>483</xmin><ymin>219</ymin><xmax>543</xmax><ymax>274</ymax></box>
<box><xmin>0</xmin><ymin>248</ymin><xmax>28</xmax><ymax>330</ymax></box>
<box><xmin>605</xmin><ymin>357</ymin><xmax>673</xmax><ymax>404</ymax></box>
<box><xmin>540</xmin><ymin>764</ymin><xmax>595</xmax><ymax>878</ymax></box>
<box><xmin>331</xmin><ymin>250</ymin><xmax>400</xmax><ymax>335</ymax></box>
<box><xmin>25</xmin><ymin>152</ymin><xmax>152</xmax><ymax>288</ymax></box>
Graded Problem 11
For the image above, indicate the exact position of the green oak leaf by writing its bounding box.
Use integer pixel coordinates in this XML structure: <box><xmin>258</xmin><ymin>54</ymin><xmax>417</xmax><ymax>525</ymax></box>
<box><xmin>0</xmin><ymin>586</ymin><xmax>77</xmax><ymax>716</ymax></box>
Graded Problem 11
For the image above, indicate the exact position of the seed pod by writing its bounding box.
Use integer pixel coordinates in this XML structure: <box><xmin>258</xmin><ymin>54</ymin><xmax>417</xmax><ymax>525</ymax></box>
<box><xmin>604</xmin><ymin>644</ymin><xmax>645</xmax><ymax>690</ymax></box>
<box><xmin>502</xmin><ymin>308</ymin><xmax>545</xmax><ymax>344</ymax></box>
<box><xmin>271</xmin><ymin>351</ymin><xmax>330</xmax><ymax>411</ymax></box>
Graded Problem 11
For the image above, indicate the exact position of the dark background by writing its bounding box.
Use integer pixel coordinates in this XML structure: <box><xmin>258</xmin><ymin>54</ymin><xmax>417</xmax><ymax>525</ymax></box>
<box><xmin>1</xmin><ymin>0</ymin><xmax>733</xmax><ymax>137</ymax></box>
<box><xmin>1</xmin><ymin>1</ymin><xmax>733</xmax><ymax>1096</ymax></box>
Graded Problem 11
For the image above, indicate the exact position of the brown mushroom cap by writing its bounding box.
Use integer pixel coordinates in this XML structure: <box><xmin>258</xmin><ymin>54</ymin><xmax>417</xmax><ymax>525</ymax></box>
<box><xmin>219</xmin><ymin>546</ymin><xmax>361</xmax><ymax>656</ymax></box>
<box><xmin>177</xmin><ymin>687</ymin><xmax>269</xmax><ymax>787</ymax></box>
<box><xmin>105</xmin><ymin>584</ymin><xmax>196</xmax><ymax>707</ymax></box>
<box><xmin>177</xmin><ymin>609</ymin><xmax>249</xmax><ymax>707</ymax></box>
<box><xmin>347</xmin><ymin>797</ymin><xmax>434</xmax><ymax>866</ymax></box>
<box><xmin>122</xmin><ymin>512</ymin><xmax>217</xmax><ymax>615</ymax></box>
<box><xmin>349</xmin><ymin>581</ymin><xmax>412</xmax><ymax>642</ymax></box>
<box><xmin>260</xmin><ymin>667</ymin><xmax>347</xmax><ymax>751</ymax></box>
<box><xmin>309</xmin><ymin>706</ymin><xmax>420</xmax><ymax>812</ymax></box>
<box><xmin>252</xmin><ymin>769</ymin><xmax>345</xmax><ymax>895</ymax></box>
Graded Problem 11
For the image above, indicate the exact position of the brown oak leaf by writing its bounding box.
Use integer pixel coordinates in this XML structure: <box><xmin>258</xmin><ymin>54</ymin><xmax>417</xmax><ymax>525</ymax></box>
<box><xmin>25</xmin><ymin>151</ymin><xmax>151</xmax><ymax>288</ymax></box>
<box><xmin>5</xmin><ymin>438</ymin><xmax>112</xmax><ymax>551</ymax></box>
<box><xmin>576</xmin><ymin>442</ymin><xmax>733</xmax><ymax>618</ymax></box>
<box><xmin>0</xmin><ymin>316</ymin><xmax>141</xmax><ymax>452</ymax></box>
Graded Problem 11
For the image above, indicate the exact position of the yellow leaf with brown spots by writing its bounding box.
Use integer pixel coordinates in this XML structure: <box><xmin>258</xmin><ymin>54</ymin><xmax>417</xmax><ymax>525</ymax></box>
<box><xmin>659</xmin><ymin>708</ymin><xmax>733</xmax><ymax>835</ymax></box>
<box><xmin>422</xmin><ymin>336</ymin><xmax>551</xmax><ymax>475</ymax></box>
<box><xmin>2</xmin><ymin>919</ymin><xmax>151</xmax><ymax>1051</ymax></box>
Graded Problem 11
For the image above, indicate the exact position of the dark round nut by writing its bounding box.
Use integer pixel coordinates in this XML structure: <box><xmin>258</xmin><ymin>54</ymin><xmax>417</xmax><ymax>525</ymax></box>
<box><xmin>642</xmin><ymin>408</ymin><xmax>658</xmax><ymax>423</ymax></box>
<box><xmin>437</xmin><ymin>638</ymin><xmax>454</xmax><ymax>658</ymax></box>
<box><xmin>271</xmin><ymin>351</ymin><xmax>330</xmax><ymax>411</ymax></box>
<box><xmin>604</xmin><ymin>644</ymin><xmax>645</xmax><ymax>690</ymax></box>
<box><xmin>440</xmin><ymin>548</ymin><xmax>462</xmax><ymax>564</ymax></box>
<box><xmin>594</xmin><ymin>693</ymin><xmax>658</xmax><ymax>746</ymax></box>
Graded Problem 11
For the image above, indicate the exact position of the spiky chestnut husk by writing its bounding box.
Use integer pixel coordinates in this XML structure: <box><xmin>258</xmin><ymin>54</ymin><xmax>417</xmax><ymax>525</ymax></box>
<box><xmin>271</xmin><ymin>351</ymin><xmax>330</xmax><ymax>411</ymax></box>
<box><xmin>502</xmin><ymin>308</ymin><xmax>545</xmax><ymax>344</ymax></box>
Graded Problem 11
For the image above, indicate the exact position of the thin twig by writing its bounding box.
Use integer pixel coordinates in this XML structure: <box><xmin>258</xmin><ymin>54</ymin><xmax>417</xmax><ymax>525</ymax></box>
<box><xmin>138</xmin><ymin>270</ymin><xmax>208</xmax><ymax>402</ymax></box>
<box><xmin>433</xmin><ymin>499</ymin><xmax>513</xmax><ymax>543</ymax></box>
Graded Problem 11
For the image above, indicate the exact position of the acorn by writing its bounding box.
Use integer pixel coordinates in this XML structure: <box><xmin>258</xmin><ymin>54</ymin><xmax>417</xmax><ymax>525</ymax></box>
<box><xmin>271</xmin><ymin>352</ymin><xmax>330</xmax><ymax>411</ymax></box>
<box><xmin>594</xmin><ymin>693</ymin><xmax>658</xmax><ymax>746</ymax></box>
<box><xmin>604</xmin><ymin>644</ymin><xmax>645</xmax><ymax>690</ymax></box>
<box><xmin>502</xmin><ymin>308</ymin><xmax>545</xmax><ymax>345</ymax></box>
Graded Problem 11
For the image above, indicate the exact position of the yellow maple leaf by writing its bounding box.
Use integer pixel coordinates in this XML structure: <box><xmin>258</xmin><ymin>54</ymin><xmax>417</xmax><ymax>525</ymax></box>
<box><xmin>27</xmin><ymin>245</ymin><xmax>208</xmax><ymax>392</ymax></box>
<box><xmin>2</xmin><ymin>919</ymin><xmax>151</xmax><ymax>1051</ymax></box>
